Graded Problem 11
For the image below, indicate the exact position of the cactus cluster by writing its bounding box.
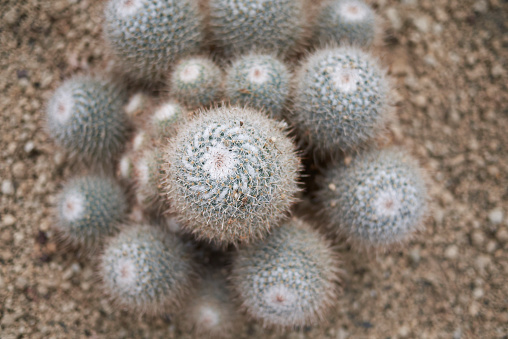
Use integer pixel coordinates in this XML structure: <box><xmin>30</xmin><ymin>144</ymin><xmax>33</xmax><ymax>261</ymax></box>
<box><xmin>47</xmin><ymin>0</ymin><xmax>431</xmax><ymax>336</ymax></box>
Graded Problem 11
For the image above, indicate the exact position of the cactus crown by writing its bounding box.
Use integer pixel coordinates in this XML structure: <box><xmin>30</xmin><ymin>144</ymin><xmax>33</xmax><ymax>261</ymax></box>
<box><xmin>318</xmin><ymin>148</ymin><xmax>427</xmax><ymax>247</ymax></box>
<box><xmin>104</xmin><ymin>0</ymin><xmax>203</xmax><ymax>81</ymax></box>
<box><xmin>208</xmin><ymin>0</ymin><xmax>305</xmax><ymax>57</ymax></box>
<box><xmin>313</xmin><ymin>0</ymin><xmax>376</xmax><ymax>47</ymax></box>
<box><xmin>162</xmin><ymin>105</ymin><xmax>300</xmax><ymax>246</ymax></box>
<box><xmin>100</xmin><ymin>224</ymin><xmax>196</xmax><ymax>314</ymax></box>
<box><xmin>225</xmin><ymin>54</ymin><xmax>290</xmax><ymax>119</ymax></box>
<box><xmin>232</xmin><ymin>218</ymin><xmax>340</xmax><ymax>328</ymax></box>
<box><xmin>291</xmin><ymin>46</ymin><xmax>389</xmax><ymax>155</ymax></box>
<box><xmin>56</xmin><ymin>176</ymin><xmax>127</xmax><ymax>251</ymax></box>
<box><xmin>46</xmin><ymin>77</ymin><xmax>129</xmax><ymax>166</ymax></box>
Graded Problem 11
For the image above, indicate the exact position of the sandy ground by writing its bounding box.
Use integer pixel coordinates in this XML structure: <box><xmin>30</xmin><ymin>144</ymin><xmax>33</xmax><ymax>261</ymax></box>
<box><xmin>1</xmin><ymin>0</ymin><xmax>507</xmax><ymax>338</ymax></box>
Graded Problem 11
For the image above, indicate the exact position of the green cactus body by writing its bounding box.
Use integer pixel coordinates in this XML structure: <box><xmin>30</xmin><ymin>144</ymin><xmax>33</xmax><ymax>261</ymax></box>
<box><xmin>291</xmin><ymin>46</ymin><xmax>389</xmax><ymax>155</ymax></box>
<box><xmin>170</xmin><ymin>57</ymin><xmax>223</xmax><ymax>110</ymax></box>
<box><xmin>231</xmin><ymin>218</ymin><xmax>340</xmax><ymax>328</ymax></box>
<box><xmin>225</xmin><ymin>54</ymin><xmax>290</xmax><ymax>119</ymax></box>
<box><xmin>181</xmin><ymin>272</ymin><xmax>241</xmax><ymax>338</ymax></box>
<box><xmin>100</xmin><ymin>224</ymin><xmax>196</xmax><ymax>314</ymax></box>
<box><xmin>150</xmin><ymin>101</ymin><xmax>186</xmax><ymax>140</ymax></box>
<box><xmin>134</xmin><ymin>149</ymin><xmax>166</xmax><ymax>210</ymax></box>
<box><xmin>208</xmin><ymin>0</ymin><xmax>305</xmax><ymax>57</ymax></box>
<box><xmin>47</xmin><ymin>77</ymin><xmax>129</xmax><ymax>166</ymax></box>
<box><xmin>104</xmin><ymin>0</ymin><xmax>204</xmax><ymax>82</ymax></box>
<box><xmin>163</xmin><ymin>106</ymin><xmax>300</xmax><ymax>246</ymax></box>
<box><xmin>313</xmin><ymin>0</ymin><xmax>376</xmax><ymax>47</ymax></box>
<box><xmin>56</xmin><ymin>176</ymin><xmax>127</xmax><ymax>252</ymax></box>
<box><xmin>317</xmin><ymin>148</ymin><xmax>428</xmax><ymax>247</ymax></box>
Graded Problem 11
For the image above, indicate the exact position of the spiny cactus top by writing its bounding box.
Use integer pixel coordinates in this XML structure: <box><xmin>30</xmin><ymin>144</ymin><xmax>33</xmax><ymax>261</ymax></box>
<box><xmin>100</xmin><ymin>224</ymin><xmax>196</xmax><ymax>315</ymax></box>
<box><xmin>46</xmin><ymin>77</ymin><xmax>129</xmax><ymax>166</ymax></box>
<box><xmin>180</xmin><ymin>271</ymin><xmax>241</xmax><ymax>338</ymax></box>
<box><xmin>208</xmin><ymin>0</ymin><xmax>305</xmax><ymax>57</ymax></box>
<box><xmin>225</xmin><ymin>54</ymin><xmax>290</xmax><ymax>119</ymax></box>
<box><xmin>231</xmin><ymin>218</ymin><xmax>340</xmax><ymax>328</ymax></box>
<box><xmin>291</xmin><ymin>46</ymin><xmax>389</xmax><ymax>155</ymax></box>
<box><xmin>317</xmin><ymin>148</ymin><xmax>428</xmax><ymax>247</ymax></box>
<box><xmin>162</xmin><ymin>106</ymin><xmax>300</xmax><ymax>246</ymax></box>
<box><xmin>104</xmin><ymin>0</ymin><xmax>204</xmax><ymax>82</ymax></box>
<box><xmin>150</xmin><ymin>101</ymin><xmax>186</xmax><ymax>139</ymax></box>
<box><xmin>56</xmin><ymin>176</ymin><xmax>127</xmax><ymax>252</ymax></box>
<box><xmin>312</xmin><ymin>0</ymin><xmax>376</xmax><ymax>47</ymax></box>
<box><xmin>169</xmin><ymin>57</ymin><xmax>223</xmax><ymax>110</ymax></box>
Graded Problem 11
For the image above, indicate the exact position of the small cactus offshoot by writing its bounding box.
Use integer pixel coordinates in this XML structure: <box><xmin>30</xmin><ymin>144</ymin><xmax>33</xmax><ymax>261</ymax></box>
<box><xmin>317</xmin><ymin>148</ymin><xmax>428</xmax><ymax>247</ymax></box>
<box><xmin>231</xmin><ymin>218</ymin><xmax>340</xmax><ymax>328</ymax></box>
<box><xmin>208</xmin><ymin>0</ymin><xmax>305</xmax><ymax>57</ymax></box>
<box><xmin>312</xmin><ymin>0</ymin><xmax>377</xmax><ymax>47</ymax></box>
<box><xmin>150</xmin><ymin>101</ymin><xmax>186</xmax><ymax>140</ymax></box>
<box><xmin>46</xmin><ymin>76</ymin><xmax>129</xmax><ymax>167</ymax></box>
<box><xmin>100</xmin><ymin>224</ymin><xmax>197</xmax><ymax>315</ymax></box>
<box><xmin>55</xmin><ymin>175</ymin><xmax>127</xmax><ymax>252</ymax></box>
<box><xmin>162</xmin><ymin>105</ymin><xmax>300</xmax><ymax>246</ymax></box>
<box><xmin>169</xmin><ymin>57</ymin><xmax>223</xmax><ymax>110</ymax></box>
<box><xmin>104</xmin><ymin>0</ymin><xmax>204</xmax><ymax>82</ymax></box>
<box><xmin>133</xmin><ymin>149</ymin><xmax>166</xmax><ymax>211</ymax></box>
<box><xmin>290</xmin><ymin>46</ymin><xmax>389</xmax><ymax>156</ymax></box>
<box><xmin>225</xmin><ymin>54</ymin><xmax>290</xmax><ymax>120</ymax></box>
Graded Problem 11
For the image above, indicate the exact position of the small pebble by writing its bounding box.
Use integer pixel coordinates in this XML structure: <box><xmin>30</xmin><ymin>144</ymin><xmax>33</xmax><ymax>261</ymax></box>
<box><xmin>488</xmin><ymin>208</ymin><xmax>503</xmax><ymax>224</ymax></box>
<box><xmin>486</xmin><ymin>241</ymin><xmax>497</xmax><ymax>253</ymax></box>
<box><xmin>472</xmin><ymin>288</ymin><xmax>484</xmax><ymax>299</ymax></box>
<box><xmin>12</xmin><ymin>161</ymin><xmax>27</xmax><ymax>179</ymax></box>
<box><xmin>2</xmin><ymin>214</ymin><xmax>16</xmax><ymax>227</ymax></box>
<box><xmin>495</xmin><ymin>228</ymin><xmax>508</xmax><ymax>243</ymax></box>
<box><xmin>471</xmin><ymin>231</ymin><xmax>485</xmax><ymax>247</ymax></box>
<box><xmin>2</xmin><ymin>180</ymin><xmax>15</xmax><ymax>195</ymax></box>
<box><xmin>15</xmin><ymin>277</ymin><xmax>28</xmax><ymax>290</ymax></box>
<box><xmin>24</xmin><ymin>141</ymin><xmax>35</xmax><ymax>153</ymax></box>
<box><xmin>444</xmin><ymin>245</ymin><xmax>458</xmax><ymax>259</ymax></box>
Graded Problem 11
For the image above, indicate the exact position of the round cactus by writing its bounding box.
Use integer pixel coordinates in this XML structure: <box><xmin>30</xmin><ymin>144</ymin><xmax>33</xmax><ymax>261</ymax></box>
<box><xmin>55</xmin><ymin>176</ymin><xmax>128</xmax><ymax>252</ymax></box>
<box><xmin>46</xmin><ymin>76</ymin><xmax>129</xmax><ymax>167</ymax></box>
<box><xmin>317</xmin><ymin>148</ymin><xmax>428</xmax><ymax>247</ymax></box>
<box><xmin>162</xmin><ymin>105</ymin><xmax>300</xmax><ymax>246</ymax></box>
<box><xmin>100</xmin><ymin>224</ymin><xmax>197</xmax><ymax>314</ymax></box>
<box><xmin>169</xmin><ymin>57</ymin><xmax>223</xmax><ymax>110</ymax></box>
<box><xmin>104</xmin><ymin>0</ymin><xmax>204</xmax><ymax>82</ymax></box>
<box><xmin>312</xmin><ymin>0</ymin><xmax>377</xmax><ymax>47</ymax></box>
<box><xmin>231</xmin><ymin>218</ymin><xmax>340</xmax><ymax>328</ymax></box>
<box><xmin>208</xmin><ymin>0</ymin><xmax>305</xmax><ymax>57</ymax></box>
<box><xmin>225</xmin><ymin>54</ymin><xmax>290</xmax><ymax>119</ymax></box>
<box><xmin>290</xmin><ymin>46</ymin><xmax>389</xmax><ymax>156</ymax></box>
<box><xmin>180</xmin><ymin>271</ymin><xmax>241</xmax><ymax>338</ymax></box>
<box><xmin>133</xmin><ymin>149</ymin><xmax>166</xmax><ymax>211</ymax></box>
<box><xmin>150</xmin><ymin>101</ymin><xmax>186</xmax><ymax>140</ymax></box>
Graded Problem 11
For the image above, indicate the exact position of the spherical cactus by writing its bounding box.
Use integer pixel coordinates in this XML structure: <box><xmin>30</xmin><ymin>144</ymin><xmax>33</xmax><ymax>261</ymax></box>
<box><xmin>316</xmin><ymin>148</ymin><xmax>428</xmax><ymax>247</ymax></box>
<box><xmin>208</xmin><ymin>0</ymin><xmax>305</xmax><ymax>57</ymax></box>
<box><xmin>290</xmin><ymin>46</ymin><xmax>389</xmax><ymax>156</ymax></box>
<box><xmin>100</xmin><ymin>224</ymin><xmax>197</xmax><ymax>314</ymax></box>
<box><xmin>312</xmin><ymin>0</ymin><xmax>377</xmax><ymax>47</ymax></box>
<box><xmin>162</xmin><ymin>106</ymin><xmax>300</xmax><ymax>246</ymax></box>
<box><xmin>169</xmin><ymin>57</ymin><xmax>223</xmax><ymax>110</ymax></box>
<box><xmin>225</xmin><ymin>54</ymin><xmax>290</xmax><ymax>120</ymax></box>
<box><xmin>104</xmin><ymin>0</ymin><xmax>204</xmax><ymax>82</ymax></box>
<box><xmin>55</xmin><ymin>176</ymin><xmax>128</xmax><ymax>252</ymax></box>
<box><xmin>231</xmin><ymin>218</ymin><xmax>340</xmax><ymax>328</ymax></box>
<box><xmin>133</xmin><ymin>149</ymin><xmax>166</xmax><ymax>211</ymax></box>
<box><xmin>150</xmin><ymin>101</ymin><xmax>186</xmax><ymax>140</ymax></box>
<box><xmin>180</xmin><ymin>271</ymin><xmax>241</xmax><ymax>338</ymax></box>
<box><xmin>46</xmin><ymin>76</ymin><xmax>129</xmax><ymax>167</ymax></box>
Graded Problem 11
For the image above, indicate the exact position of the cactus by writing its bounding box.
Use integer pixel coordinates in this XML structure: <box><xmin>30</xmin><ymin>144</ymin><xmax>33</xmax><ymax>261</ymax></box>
<box><xmin>169</xmin><ymin>57</ymin><xmax>223</xmax><ymax>110</ymax></box>
<box><xmin>100</xmin><ymin>224</ymin><xmax>197</xmax><ymax>314</ymax></box>
<box><xmin>180</xmin><ymin>271</ymin><xmax>241</xmax><ymax>338</ymax></box>
<box><xmin>290</xmin><ymin>46</ymin><xmax>389</xmax><ymax>156</ymax></box>
<box><xmin>133</xmin><ymin>149</ymin><xmax>166</xmax><ymax>211</ymax></box>
<box><xmin>162</xmin><ymin>105</ymin><xmax>300</xmax><ymax>246</ymax></box>
<box><xmin>317</xmin><ymin>148</ymin><xmax>428</xmax><ymax>247</ymax></box>
<box><xmin>46</xmin><ymin>76</ymin><xmax>129</xmax><ymax>167</ymax></box>
<box><xmin>55</xmin><ymin>176</ymin><xmax>127</xmax><ymax>252</ymax></box>
<box><xmin>150</xmin><ymin>101</ymin><xmax>186</xmax><ymax>140</ymax></box>
<box><xmin>208</xmin><ymin>0</ymin><xmax>305</xmax><ymax>57</ymax></box>
<box><xmin>231</xmin><ymin>218</ymin><xmax>340</xmax><ymax>328</ymax></box>
<box><xmin>117</xmin><ymin>152</ymin><xmax>135</xmax><ymax>182</ymax></box>
<box><xmin>225</xmin><ymin>54</ymin><xmax>290</xmax><ymax>120</ymax></box>
<box><xmin>312</xmin><ymin>0</ymin><xmax>377</xmax><ymax>47</ymax></box>
<box><xmin>103</xmin><ymin>0</ymin><xmax>204</xmax><ymax>82</ymax></box>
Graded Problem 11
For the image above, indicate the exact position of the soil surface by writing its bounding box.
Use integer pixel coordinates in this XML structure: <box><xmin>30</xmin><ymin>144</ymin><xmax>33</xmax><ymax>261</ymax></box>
<box><xmin>1</xmin><ymin>0</ymin><xmax>507</xmax><ymax>338</ymax></box>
